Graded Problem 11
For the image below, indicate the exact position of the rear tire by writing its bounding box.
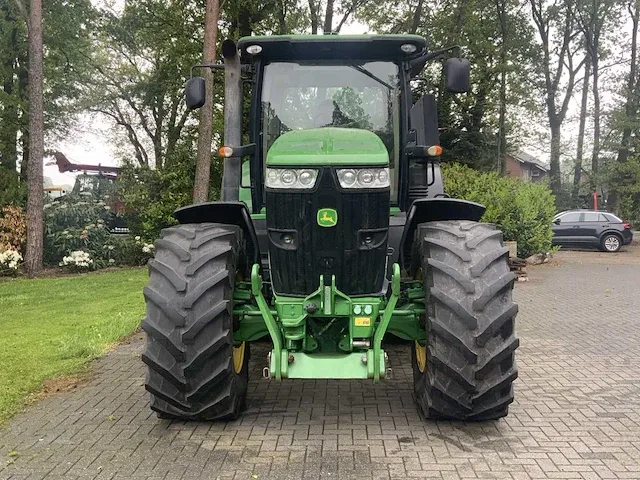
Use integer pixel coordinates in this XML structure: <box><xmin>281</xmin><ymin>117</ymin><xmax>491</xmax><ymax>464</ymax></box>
<box><xmin>411</xmin><ymin>221</ymin><xmax>519</xmax><ymax>421</ymax></box>
<box><xmin>142</xmin><ymin>223</ymin><xmax>249</xmax><ymax>421</ymax></box>
<box><xmin>600</xmin><ymin>233</ymin><xmax>622</xmax><ymax>252</ymax></box>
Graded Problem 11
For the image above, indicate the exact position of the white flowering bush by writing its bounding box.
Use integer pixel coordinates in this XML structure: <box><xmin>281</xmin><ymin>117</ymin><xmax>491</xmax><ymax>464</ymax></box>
<box><xmin>0</xmin><ymin>249</ymin><xmax>23</xmax><ymax>275</ymax></box>
<box><xmin>60</xmin><ymin>250</ymin><xmax>94</xmax><ymax>271</ymax></box>
<box><xmin>43</xmin><ymin>191</ymin><xmax>152</xmax><ymax>269</ymax></box>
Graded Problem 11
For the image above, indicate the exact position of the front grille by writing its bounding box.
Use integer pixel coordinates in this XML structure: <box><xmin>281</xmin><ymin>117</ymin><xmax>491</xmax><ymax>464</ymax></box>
<box><xmin>266</xmin><ymin>168</ymin><xmax>390</xmax><ymax>296</ymax></box>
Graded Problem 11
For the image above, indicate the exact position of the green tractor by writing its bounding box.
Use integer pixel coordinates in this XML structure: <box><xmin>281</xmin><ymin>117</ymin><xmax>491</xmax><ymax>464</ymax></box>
<box><xmin>142</xmin><ymin>34</ymin><xmax>519</xmax><ymax>421</ymax></box>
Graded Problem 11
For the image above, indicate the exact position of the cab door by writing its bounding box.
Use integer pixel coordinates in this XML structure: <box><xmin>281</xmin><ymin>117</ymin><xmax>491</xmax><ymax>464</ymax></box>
<box><xmin>578</xmin><ymin>212</ymin><xmax>602</xmax><ymax>242</ymax></box>
<box><xmin>552</xmin><ymin>212</ymin><xmax>582</xmax><ymax>245</ymax></box>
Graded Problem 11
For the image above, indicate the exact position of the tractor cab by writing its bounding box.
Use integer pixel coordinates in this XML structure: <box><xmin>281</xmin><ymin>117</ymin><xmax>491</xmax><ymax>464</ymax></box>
<box><xmin>184</xmin><ymin>35</ymin><xmax>472</xmax><ymax>295</ymax></box>
<box><xmin>238</xmin><ymin>35</ymin><xmax>423</xmax><ymax>211</ymax></box>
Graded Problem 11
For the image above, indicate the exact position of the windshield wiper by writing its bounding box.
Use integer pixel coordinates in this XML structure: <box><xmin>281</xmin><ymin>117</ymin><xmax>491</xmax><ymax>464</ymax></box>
<box><xmin>349</xmin><ymin>64</ymin><xmax>394</xmax><ymax>90</ymax></box>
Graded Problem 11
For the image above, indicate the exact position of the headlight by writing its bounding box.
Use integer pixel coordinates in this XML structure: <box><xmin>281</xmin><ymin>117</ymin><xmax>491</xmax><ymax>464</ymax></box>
<box><xmin>337</xmin><ymin>167</ymin><xmax>390</xmax><ymax>189</ymax></box>
<box><xmin>265</xmin><ymin>168</ymin><xmax>318</xmax><ymax>189</ymax></box>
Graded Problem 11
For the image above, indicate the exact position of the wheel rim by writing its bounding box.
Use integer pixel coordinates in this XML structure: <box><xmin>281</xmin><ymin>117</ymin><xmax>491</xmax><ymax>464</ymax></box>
<box><xmin>415</xmin><ymin>341</ymin><xmax>426</xmax><ymax>373</ymax></box>
<box><xmin>414</xmin><ymin>267</ymin><xmax>427</xmax><ymax>373</ymax></box>
<box><xmin>604</xmin><ymin>236</ymin><xmax>620</xmax><ymax>251</ymax></box>
<box><xmin>233</xmin><ymin>342</ymin><xmax>246</xmax><ymax>374</ymax></box>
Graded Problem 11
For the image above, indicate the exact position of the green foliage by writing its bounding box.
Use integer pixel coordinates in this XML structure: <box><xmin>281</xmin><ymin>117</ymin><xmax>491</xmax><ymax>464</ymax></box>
<box><xmin>0</xmin><ymin>0</ymin><xmax>96</xmax><ymax>175</ymax></box>
<box><xmin>43</xmin><ymin>193</ymin><xmax>151</xmax><ymax>268</ymax></box>
<box><xmin>443</xmin><ymin>163</ymin><xmax>556</xmax><ymax>257</ymax></box>
<box><xmin>0</xmin><ymin>170</ymin><xmax>26</xmax><ymax>207</ymax></box>
<box><xmin>117</xmin><ymin>145</ymin><xmax>220</xmax><ymax>240</ymax></box>
<box><xmin>88</xmin><ymin>0</ymin><xmax>206</xmax><ymax>168</ymax></box>
<box><xmin>602</xmin><ymin>156</ymin><xmax>640</xmax><ymax>225</ymax></box>
<box><xmin>358</xmin><ymin>0</ymin><xmax>540</xmax><ymax>170</ymax></box>
<box><xmin>0</xmin><ymin>268</ymin><xmax>146</xmax><ymax>423</ymax></box>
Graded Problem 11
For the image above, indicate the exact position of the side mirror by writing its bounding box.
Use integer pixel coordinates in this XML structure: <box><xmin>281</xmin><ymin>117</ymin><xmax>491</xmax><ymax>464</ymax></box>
<box><xmin>444</xmin><ymin>58</ymin><xmax>470</xmax><ymax>93</ymax></box>
<box><xmin>185</xmin><ymin>77</ymin><xmax>206</xmax><ymax>110</ymax></box>
<box><xmin>553</xmin><ymin>218</ymin><xmax>560</xmax><ymax>225</ymax></box>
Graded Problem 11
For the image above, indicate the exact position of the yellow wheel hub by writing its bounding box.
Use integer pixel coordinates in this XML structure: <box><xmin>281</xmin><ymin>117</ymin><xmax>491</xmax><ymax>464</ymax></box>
<box><xmin>233</xmin><ymin>342</ymin><xmax>246</xmax><ymax>374</ymax></box>
<box><xmin>414</xmin><ymin>267</ymin><xmax>427</xmax><ymax>373</ymax></box>
<box><xmin>415</xmin><ymin>341</ymin><xmax>426</xmax><ymax>373</ymax></box>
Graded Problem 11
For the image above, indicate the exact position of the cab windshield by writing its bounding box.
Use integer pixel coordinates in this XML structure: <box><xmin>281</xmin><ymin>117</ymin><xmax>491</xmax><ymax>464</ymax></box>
<box><xmin>261</xmin><ymin>61</ymin><xmax>401</xmax><ymax>201</ymax></box>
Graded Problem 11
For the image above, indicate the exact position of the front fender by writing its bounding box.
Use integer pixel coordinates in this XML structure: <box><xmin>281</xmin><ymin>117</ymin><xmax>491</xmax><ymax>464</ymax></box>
<box><xmin>399</xmin><ymin>198</ymin><xmax>486</xmax><ymax>268</ymax></box>
<box><xmin>174</xmin><ymin>201</ymin><xmax>260</xmax><ymax>265</ymax></box>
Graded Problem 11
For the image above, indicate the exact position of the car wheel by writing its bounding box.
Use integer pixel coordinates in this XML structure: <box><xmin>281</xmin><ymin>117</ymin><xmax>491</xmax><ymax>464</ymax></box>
<box><xmin>601</xmin><ymin>234</ymin><xmax>622</xmax><ymax>253</ymax></box>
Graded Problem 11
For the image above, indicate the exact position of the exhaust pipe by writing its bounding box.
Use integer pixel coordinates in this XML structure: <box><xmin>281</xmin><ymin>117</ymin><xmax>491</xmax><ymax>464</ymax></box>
<box><xmin>221</xmin><ymin>39</ymin><xmax>242</xmax><ymax>202</ymax></box>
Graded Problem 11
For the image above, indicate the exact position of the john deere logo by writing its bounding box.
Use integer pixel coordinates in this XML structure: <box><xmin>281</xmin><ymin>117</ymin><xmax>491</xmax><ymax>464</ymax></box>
<box><xmin>317</xmin><ymin>208</ymin><xmax>338</xmax><ymax>227</ymax></box>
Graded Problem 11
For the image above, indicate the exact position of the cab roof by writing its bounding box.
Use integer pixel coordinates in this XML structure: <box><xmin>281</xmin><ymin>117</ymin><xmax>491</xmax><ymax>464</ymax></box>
<box><xmin>237</xmin><ymin>34</ymin><xmax>427</xmax><ymax>62</ymax></box>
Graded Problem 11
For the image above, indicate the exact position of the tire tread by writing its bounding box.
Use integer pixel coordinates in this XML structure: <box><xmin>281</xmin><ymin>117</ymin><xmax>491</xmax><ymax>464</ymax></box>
<box><xmin>143</xmin><ymin>223</ymin><xmax>248</xmax><ymax>421</ymax></box>
<box><xmin>413</xmin><ymin>220</ymin><xmax>518</xmax><ymax>421</ymax></box>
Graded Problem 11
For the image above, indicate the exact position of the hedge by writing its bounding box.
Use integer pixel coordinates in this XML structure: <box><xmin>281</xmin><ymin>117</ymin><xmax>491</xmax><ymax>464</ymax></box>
<box><xmin>442</xmin><ymin>163</ymin><xmax>556</xmax><ymax>258</ymax></box>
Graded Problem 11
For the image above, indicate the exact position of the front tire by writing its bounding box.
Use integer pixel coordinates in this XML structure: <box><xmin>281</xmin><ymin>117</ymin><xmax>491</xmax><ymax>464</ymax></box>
<box><xmin>142</xmin><ymin>223</ymin><xmax>249</xmax><ymax>421</ymax></box>
<box><xmin>412</xmin><ymin>221</ymin><xmax>519</xmax><ymax>421</ymax></box>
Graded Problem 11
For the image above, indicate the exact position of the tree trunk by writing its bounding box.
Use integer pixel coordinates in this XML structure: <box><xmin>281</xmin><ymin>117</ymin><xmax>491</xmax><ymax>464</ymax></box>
<box><xmin>496</xmin><ymin>0</ymin><xmax>507</xmax><ymax>175</ymax></box>
<box><xmin>18</xmin><ymin>54</ymin><xmax>28</xmax><ymax>182</ymax></box>
<box><xmin>309</xmin><ymin>0</ymin><xmax>319</xmax><ymax>34</ymax></box>
<box><xmin>497</xmin><ymin>70</ymin><xmax>507</xmax><ymax>175</ymax></box>
<box><xmin>237</xmin><ymin>8</ymin><xmax>252</xmax><ymax>37</ymax></box>
<box><xmin>549</xmin><ymin>123</ymin><xmax>562</xmax><ymax>198</ymax></box>
<box><xmin>530</xmin><ymin>0</ymin><xmax>582</xmax><ymax>200</ymax></box>
<box><xmin>409</xmin><ymin>0</ymin><xmax>424</xmax><ymax>34</ymax></box>
<box><xmin>277</xmin><ymin>0</ymin><xmax>287</xmax><ymax>34</ymax></box>
<box><xmin>25</xmin><ymin>0</ymin><xmax>44</xmax><ymax>276</ymax></box>
<box><xmin>193</xmin><ymin>0</ymin><xmax>220</xmax><ymax>204</ymax></box>
<box><xmin>573</xmin><ymin>52</ymin><xmax>590</xmax><ymax>202</ymax></box>
<box><xmin>617</xmin><ymin>1</ymin><xmax>639</xmax><ymax>164</ymax></box>
<box><xmin>455</xmin><ymin>0</ymin><xmax>468</xmax><ymax>41</ymax></box>
<box><xmin>324</xmin><ymin>0</ymin><xmax>334</xmax><ymax>33</ymax></box>
<box><xmin>590</xmin><ymin>48</ymin><xmax>600</xmax><ymax>187</ymax></box>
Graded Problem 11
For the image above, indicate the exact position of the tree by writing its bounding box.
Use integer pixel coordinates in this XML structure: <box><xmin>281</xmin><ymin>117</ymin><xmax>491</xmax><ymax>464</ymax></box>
<box><xmin>575</xmin><ymin>0</ymin><xmax>619</xmax><ymax>187</ymax></box>
<box><xmin>496</xmin><ymin>0</ymin><xmax>509</xmax><ymax>174</ymax></box>
<box><xmin>573</xmin><ymin>50</ymin><xmax>591</xmax><ymax>201</ymax></box>
<box><xmin>25</xmin><ymin>0</ymin><xmax>44</xmax><ymax>275</ymax></box>
<box><xmin>616</xmin><ymin>0</ymin><xmax>640</xmax><ymax>164</ymax></box>
<box><xmin>302</xmin><ymin>0</ymin><xmax>369</xmax><ymax>34</ymax></box>
<box><xmin>87</xmin><ymin>0</ymin><xmax>203</xmax><ymax>170</ymax></box>
<box><xmin>0</xmin><ymin>0</ymin><xmax>94</xmax><ymax>206</ymax></box>
<box><xmin>193</xmin><ymin>0</ymin><xmax>221</xmax><ymax>203</ymax></box>
<box><xmin>0</xmin><ymin>2</ymin><xmax>22</xmax><ymax>183</ymax></box>
<box><xmin>529</xmin><ymin>0</ymin><xmax>584</xmax><ymax>198</ymax></box>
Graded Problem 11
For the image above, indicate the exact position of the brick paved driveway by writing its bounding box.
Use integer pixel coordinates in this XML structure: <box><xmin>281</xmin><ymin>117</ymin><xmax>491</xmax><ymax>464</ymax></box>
<box><xmin>2</xmin><ymin>253</ymin><xmax>640</xmax><ymax>479</ymax></box>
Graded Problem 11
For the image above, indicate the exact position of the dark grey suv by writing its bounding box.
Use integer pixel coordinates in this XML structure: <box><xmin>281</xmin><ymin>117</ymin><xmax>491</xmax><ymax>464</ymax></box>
<box><xmin>552</xmin><ymin>210</ymin><xmax>633</xmax><ymax>252</ymax></box>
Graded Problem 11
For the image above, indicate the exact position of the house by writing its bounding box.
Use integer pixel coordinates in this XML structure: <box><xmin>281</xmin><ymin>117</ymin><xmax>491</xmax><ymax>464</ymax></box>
<box><xmin>505</xmin><ymin>150</ymin><xmax>549</xmax><ymax>182</ymax></box>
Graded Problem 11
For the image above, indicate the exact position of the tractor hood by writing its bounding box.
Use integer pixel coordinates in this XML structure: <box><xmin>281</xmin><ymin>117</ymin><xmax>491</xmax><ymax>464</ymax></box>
<box><xmin>266</xmin><ymin>128</ymin><xmax>389</xmax><ymax>166</ymax></box>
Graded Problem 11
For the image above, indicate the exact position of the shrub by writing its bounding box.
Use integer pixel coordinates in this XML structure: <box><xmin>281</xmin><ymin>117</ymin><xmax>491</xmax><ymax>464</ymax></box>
<box><xmin>0</xmin><ymin>249</ymin><xmax>22</xmax><ymax>275</ymax></box>
<box><xmin>43</xmin><ymin>194</ymin><xmax>153</xmax><ymax>268</ymax></box>
<box><xmin>117</xmin><ymin>145</ymin><xmax>221</xmax><ymax>240</ymax></box>
<box><xmin>442</xmin><ymin>163</ymin><xmax>556</xmax><ymax>257</ymax></box>
<box><xmin>60</xmin><ymin>250</ymin><xmax>94</xmax><ymax>271</ymax></box>
<box><xmin>0</xmin><ymin>205</ymin><xmax>27</xmax><ymax>253</ymax></box>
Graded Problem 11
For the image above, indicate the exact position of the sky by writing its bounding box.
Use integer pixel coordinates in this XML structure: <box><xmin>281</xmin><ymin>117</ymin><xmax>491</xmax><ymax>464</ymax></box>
<box><xmin>47</xmin><ymin>118</ymin><xmax>118</xmax><ymax>188</ymax></box>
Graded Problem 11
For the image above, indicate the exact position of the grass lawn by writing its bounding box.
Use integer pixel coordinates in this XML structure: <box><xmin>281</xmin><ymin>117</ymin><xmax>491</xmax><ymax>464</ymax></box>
<box><xmin>0</xmin><ymin>268</ymin><xmax>147</xmax><ymax>424</ymax></box>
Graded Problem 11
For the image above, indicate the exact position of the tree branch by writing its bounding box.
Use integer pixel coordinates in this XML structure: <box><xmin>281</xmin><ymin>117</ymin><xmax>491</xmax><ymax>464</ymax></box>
<box><xmin>12</xmin><ymin>0</ymin><xmax>28</xmax><ymax>23</ymax></box>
